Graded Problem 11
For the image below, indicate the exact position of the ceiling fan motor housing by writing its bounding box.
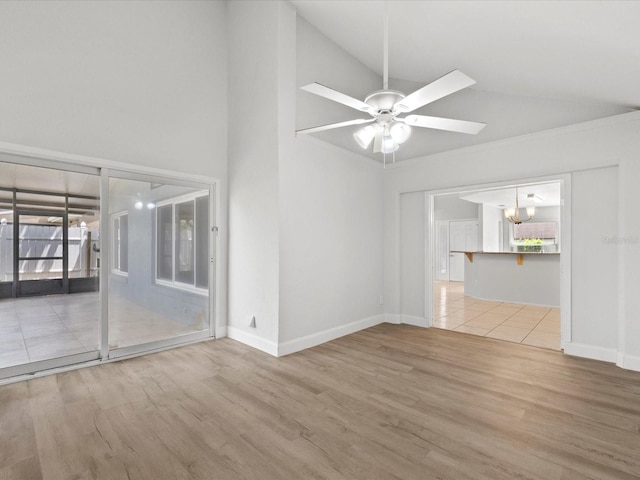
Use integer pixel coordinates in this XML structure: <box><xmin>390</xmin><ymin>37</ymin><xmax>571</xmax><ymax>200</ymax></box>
<box><xmin>364</xmin><ymin>90</ymin><xmax>405</xmax><ymax>114</ymax></box>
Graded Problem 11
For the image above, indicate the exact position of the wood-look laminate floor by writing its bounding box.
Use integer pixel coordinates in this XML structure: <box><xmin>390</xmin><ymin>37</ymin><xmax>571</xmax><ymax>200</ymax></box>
<box><xmin>2</xmin><ymin>324</ymin><xmax>640</xmax><ymax>480</ymax></box>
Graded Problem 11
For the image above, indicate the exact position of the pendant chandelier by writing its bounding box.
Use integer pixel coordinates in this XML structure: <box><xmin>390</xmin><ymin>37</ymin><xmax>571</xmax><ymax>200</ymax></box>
<box><xmin>504</xmin><ymin>187</ymin><xmax>536</xmax><ymax>224</ymax></box>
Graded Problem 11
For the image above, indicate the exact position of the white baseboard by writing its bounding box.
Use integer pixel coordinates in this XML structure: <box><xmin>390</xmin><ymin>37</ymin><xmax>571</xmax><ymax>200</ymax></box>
<box><xmin>385</xmin><ymin>313</ymin><xmax>401</xmax><ymax>324</ymax></box>
<box><xmin>618</xmin><ymin>353</ymin><xmax>640</xmax><ymax>372</ymax></box>
<box><xmin>227</xmin><ymin>326</ymin><xmax>278</xmax><ymax>357</ymax></box>
<box><xmin>278</xmin><ymin>314</ymin><xmax>386</xmax><ymax>356</ymax></box>
<box><xmin>562</xmin><ymin>342</ymin><xmax>617</xmax><ymax>363</ymax></box>
<box><xmin>384</xmin><ymin>313</ymin><xmax>429</xmax><ymax>327</ymax></box>
<box><xmin>400</xmin><ymin>314</ymin><xmax>429</xmax><ymax>327</ymax></box>
<box><xmin>215</xmin><ymin>326</ymin><xmax>227</xmax><ymax>338</ymax></box>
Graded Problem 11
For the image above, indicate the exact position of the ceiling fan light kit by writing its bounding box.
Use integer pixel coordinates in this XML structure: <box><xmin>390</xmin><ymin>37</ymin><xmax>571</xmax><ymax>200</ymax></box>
<box><xmin>381</xmin><ymin>128</ymin><xmax>399</xmax><ymax>154</ymax></box>
<box><xmin>295</xmin><ymin>5</ymin><xmax>486</xmax><ymax>165</ymax></box>
<box><xmin>354</xmin><ymin>124</ymin><xmax>376</xmax><ymax>149</ymax></box>
<box><xmin>389</xmin><ymin>122</ymin><xmax>411</xmax><ymax>143</ymax></box>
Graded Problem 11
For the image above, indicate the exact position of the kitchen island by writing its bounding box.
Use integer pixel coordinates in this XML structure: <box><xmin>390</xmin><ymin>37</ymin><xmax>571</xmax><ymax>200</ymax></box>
<box><xmin>453</xmin><ymin>251</ymin><xmax>560</xmax><ymax>306</ymax></box>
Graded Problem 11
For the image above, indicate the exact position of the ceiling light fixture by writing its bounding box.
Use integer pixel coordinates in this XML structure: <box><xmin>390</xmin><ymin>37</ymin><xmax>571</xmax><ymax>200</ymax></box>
<box><xmin>390</xmin><ymin>121</ymin><xmax>411</xmax><ymax>144</ymax></box>
<box><xmin>381</xmin><ymin>126</ymin><xmax>399</xmax><ymax>154</ymax></box>
<box><xmin>504</xmin><ymin>187</ymin><xmax>535</xmax><ymax>224</ymax></box>
<box><xmin>354</xmin><ymin>124</ymin><xmax>376</xmax><ymax>149</ymax></box>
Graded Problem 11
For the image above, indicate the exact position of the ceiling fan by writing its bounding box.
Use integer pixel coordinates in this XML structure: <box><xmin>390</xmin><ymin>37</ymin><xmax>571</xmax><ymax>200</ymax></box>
<box><xmin>296</xmin><ymin>8</ymin><xmax>486</xmax><ymax>161</ymax></box>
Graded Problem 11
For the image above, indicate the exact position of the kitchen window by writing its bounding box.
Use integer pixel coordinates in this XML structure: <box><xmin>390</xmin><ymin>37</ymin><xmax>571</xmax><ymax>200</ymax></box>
<box><xmin>512</xmin><ymin>221</ymin><xmax>559</xmax><ymax>253</ymax></box>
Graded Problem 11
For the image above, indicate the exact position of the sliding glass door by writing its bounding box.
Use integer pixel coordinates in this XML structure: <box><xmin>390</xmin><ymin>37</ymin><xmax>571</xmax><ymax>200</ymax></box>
<box><xmin>0</xmin><ymin>161</ymin><xmax>101</xmax><ymax>379</ymax></box>
<box><xmin>1</xmin><ymin>158</ymin><xmax>215</xmax><ymax>380</ymax></box>
<box><xmin>105</xmin><ymin>171</ymin><xmax>213</xmax><ymax>358</ymax></box>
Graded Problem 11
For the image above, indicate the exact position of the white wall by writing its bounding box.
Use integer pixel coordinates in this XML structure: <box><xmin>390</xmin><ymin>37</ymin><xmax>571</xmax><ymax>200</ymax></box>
<box><xmin>571</xmin><ymin>166</ymin><xmax>618</xmax><ymax>350</ymax></box>
<box><xmin>279</xmin><ymin>139</ymin><xmax>384</xmax><ymax>347</ymax></box>
<box><xmin>278</xmin><ymin>6</ymin><xmax>384</xmax><ymax>351</ymax></box>
<box><xmin>0</xmin><ymin>0</ymin><xmax>227</xmax><ymax>178</ymax></box>
<box><xmin>399</xmin><ymin>192</ymin><xmax>428</xmax><ymax>325</ymax></box>
<box><xmin>434</xmin><ymin>195</ymin><xmax>479</xmax><ymax>221</ymax></box>
<box><xmin>227</xmin><ymin>0</ymin><xmax>282</xmax><ymax>349</ymax></box>
<box><xmin>384</xmin><ymin>111</ymin><xmax>640</xmax><ymax>368</ymax></box>
<box><xmin>227</xmin><ymin>1</ymin><xmax>385</xmax><ymax>355</ymax></box>
<box><xmin>620</xmin><ymin>160</ymin><xmax>640</xmax><ymax>369</ymax></box>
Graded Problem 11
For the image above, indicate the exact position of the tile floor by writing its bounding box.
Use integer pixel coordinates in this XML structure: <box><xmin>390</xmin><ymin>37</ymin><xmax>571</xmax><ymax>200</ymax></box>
<box><xmin>0</xmin><ymin>292</ymin><xmax>204</xmax><ymax>370</ymax></box>
<box><xmin>433</xmin><ymin>281</ymin><xmax>560</xmax><ymax>350</ymax></box>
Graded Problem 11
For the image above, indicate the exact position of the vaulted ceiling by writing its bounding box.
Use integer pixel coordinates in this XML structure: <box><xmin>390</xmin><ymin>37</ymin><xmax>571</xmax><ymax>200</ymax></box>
<box><xmin>292</xmin><ymin>0</ymin><xmax>639</xmax><ymax>162</ymax></box>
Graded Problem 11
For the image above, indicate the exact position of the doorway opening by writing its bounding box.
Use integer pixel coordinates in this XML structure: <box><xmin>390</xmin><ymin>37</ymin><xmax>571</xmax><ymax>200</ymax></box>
<box><xmin>431</xmin><ymin>180</ymin><xmax>563</xmax><ymax>351</ymax></box>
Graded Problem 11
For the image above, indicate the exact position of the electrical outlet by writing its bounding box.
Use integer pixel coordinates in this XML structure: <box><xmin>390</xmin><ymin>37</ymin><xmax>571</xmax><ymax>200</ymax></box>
<box><xmin>249</xmin><ymin>316</ymin><xmax>256</xmax><ymax>328</ymax></box>
<box><xmin>379</xmin><ymin>295</ymin><xmax>384</xmax><ymax>305</ymax></box>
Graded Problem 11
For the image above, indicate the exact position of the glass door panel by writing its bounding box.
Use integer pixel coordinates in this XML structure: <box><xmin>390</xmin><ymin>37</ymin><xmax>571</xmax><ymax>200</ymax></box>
<box><xmin>0</xmin><ymin>161</ymin><xmax>100</xmax><ymax>378</ymax></box>
<box><xmin>107</xmin><ymin>176</ymin><xmax>211</xmax><ymax>352</ymax></box>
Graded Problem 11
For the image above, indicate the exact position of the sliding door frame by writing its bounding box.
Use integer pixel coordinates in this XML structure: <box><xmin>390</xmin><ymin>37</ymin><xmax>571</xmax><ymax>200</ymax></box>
<box><xmin>0</xmin><ymin>156</ymin><xmax>101</xmax><ymax>381</ymax></box>
<box><xmin>0</xmin><ymin>145</ymin><xmax>222</xmax><ymax>383</ymax></box>
<box><xmin>101</xmin><ymin>168</ymin><xmax>215</xmax><ymax>360</ymax></box>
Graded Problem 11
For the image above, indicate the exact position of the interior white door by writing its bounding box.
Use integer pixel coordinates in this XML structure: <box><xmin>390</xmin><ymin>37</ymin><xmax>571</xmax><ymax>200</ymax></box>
<box><xmin>450</xmin><ymin>221</ymin><xmax>466</xmax><ymax>251</ymax></box>
<box><xmin>449</xmin><ymin>252</ymin><xmax>465</xmax><ymax>282</ymax></box>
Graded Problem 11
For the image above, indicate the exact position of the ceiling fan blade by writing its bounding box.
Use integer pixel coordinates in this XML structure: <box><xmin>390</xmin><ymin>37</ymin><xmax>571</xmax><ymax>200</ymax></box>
<box><xmin>404</xmin><ymin>114</ymin><xmax>486</xmax><ymax>134</ymax></box>
<box><xmin>296</xmin><ymin>118</ymin><xmax>374</xmax><ymax>135</ymax></box>
<box><xmin>301</xmin><ymin>83</ymin><xmax>373</xmax><ymax>113</ymax></box>
<box><xmin>394</xmin><ymin>70</ymin><xmax>476</xmax><ymax>114</ymax></box>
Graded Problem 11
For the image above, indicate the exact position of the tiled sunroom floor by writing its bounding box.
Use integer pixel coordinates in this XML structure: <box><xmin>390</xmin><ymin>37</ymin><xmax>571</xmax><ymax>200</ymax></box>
<box><xmin>0</xmin><ymin>293</ymin><xmax>201</xmax><ymax>370</ymax></box>
<box><xmin>433</xmin><ymin>281</ymin><xmax>561</xmax><ymax>350</ymax></box>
